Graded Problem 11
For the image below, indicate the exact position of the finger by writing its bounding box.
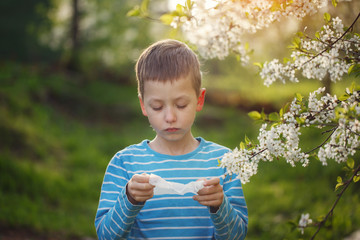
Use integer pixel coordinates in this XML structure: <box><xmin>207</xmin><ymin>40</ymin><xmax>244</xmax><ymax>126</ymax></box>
<box><xmin>194</xmin><ymin>190</ymin><xmax>223</xmax><ymax>201</ymax></box>
<box><xmin>130</xmin><ymin>186</ymin><xmax>154</xmax><ymax>195</ymax></box>
<box><xmin>126</xmin><ymin>183</ymin><xmax>154</xmax><ymax>204</ymax></box>
<box><xmin>131</xmin><ymin>190</ymin><xmax>154</xmax><ymax>201</ymax></box>
<box><xmin>193</xmin><ymin>193</ymin><xmax>223</xmax><ymax>207</ymax></box>
<box><xmin>127</xmin><ymin>184</ymin><xmax>154</xmax><ymax>201</ymax></box>
<box><xmin>129</xmin><ymin>180</ymin><xmax>154</xmax><ymax>192</ymax></box>
<box><xmin>198</xmin><ymin>183</ymin><xmax>222</xmax><ymax>196</ymax></box>
<box><xmin>197</xmin><ymin>199</ymin><xmax>222</xmax><ymax>207</ymax></box>
<box><xmin>197</xmin><ymin>177</ymin><xmax>207</xmax><ymax>182</ymax></box>
<box><xmin>203</xmin><ymin>177</ymin><xmax>220</xmax><ymax>187</ymax></box>
<box><xmin>132</xmin><ymin>174</ymin><xmax>150</xmax><ymax>183</ymax></box>
<box><xmin>197</xmin><ymin>187</ymin><xmax>212</xmax><ymax>196</ymax></box>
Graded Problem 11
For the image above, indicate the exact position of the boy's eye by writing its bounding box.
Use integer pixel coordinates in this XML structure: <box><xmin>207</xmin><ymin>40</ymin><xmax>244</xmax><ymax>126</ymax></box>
<box><xmin>177</xmin><ymin>105</ymin><xmax>187</xmax><ymax>109</ymax></box>
<box><xmin>152</xmin><ymin>106</ymin><xmax>162</xmax><ymax>111</ymax></box>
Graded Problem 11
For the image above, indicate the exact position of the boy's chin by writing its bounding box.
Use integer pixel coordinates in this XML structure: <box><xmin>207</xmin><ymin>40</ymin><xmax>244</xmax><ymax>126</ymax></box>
<box><xmin>158</xmin><ymin>131</ymin><xmax>190</xmax><ymax>142</ymax></box>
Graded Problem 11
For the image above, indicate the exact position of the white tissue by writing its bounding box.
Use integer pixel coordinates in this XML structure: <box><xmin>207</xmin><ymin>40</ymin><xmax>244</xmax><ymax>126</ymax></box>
<box><xmin>149</xmin><ymin>174</ymin><xmax>205</xmax><ymax>195</ymax></box>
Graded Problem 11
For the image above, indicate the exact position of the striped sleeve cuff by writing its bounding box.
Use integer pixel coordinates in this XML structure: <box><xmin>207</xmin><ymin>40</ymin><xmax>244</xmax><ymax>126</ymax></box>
<box><xmin>121</xmin><ymin>185</ymin><xmax>145</xmax><ymax>213</ymax></box>
<box><xmin>210</xmin><ymin>195</ymin><xmax>247</xmax><ymax>240</ymax></box>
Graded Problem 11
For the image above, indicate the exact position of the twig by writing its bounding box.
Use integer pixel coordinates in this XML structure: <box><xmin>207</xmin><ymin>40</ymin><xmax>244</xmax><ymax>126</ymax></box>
<box><xmin>301</xmin><ymin>12</ymin><xmax>360</xmax><ymax>68</ymax></box>
<box><xmin>249</xmin><ymin>148</ymin><xmax>268</xmax><ymax>160</ymax></box>
<box><xmin>305</xmin><ymin>126</ymin><xmax>338</xmax><ymax>155</ymax></box>
<box><xmin>310</xmin><ymin>162</ymin><xmax>360</xmax><ymax>240</ymax></box>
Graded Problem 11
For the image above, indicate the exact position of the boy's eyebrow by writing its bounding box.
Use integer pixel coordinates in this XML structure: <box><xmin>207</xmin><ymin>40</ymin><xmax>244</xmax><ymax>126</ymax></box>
<box><xmin>174</xmin><ymin>95</ymin><xmax>191</xmax><ymax>101</ymax></box>
<box><xmin>148</xmin><ymin>95</ymin><xmax>191</xmax><ymax>103</ymax></box>
<box><xmin>147</xmin><ymin>98</ymin><xmax>163</xmax><ymax>103</ymax></box>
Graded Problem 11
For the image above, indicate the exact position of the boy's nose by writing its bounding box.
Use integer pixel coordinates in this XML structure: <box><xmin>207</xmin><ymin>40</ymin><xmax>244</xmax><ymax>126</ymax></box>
<box><xmin>165</xmin><ymin>107</ymin><xmax>177</xmax><ymax>123</ymax></box>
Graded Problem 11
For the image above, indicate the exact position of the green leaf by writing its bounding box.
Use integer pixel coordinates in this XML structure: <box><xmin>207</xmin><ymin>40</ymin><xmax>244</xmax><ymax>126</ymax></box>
<box><xmin>317</xmin><ymin>215</ymin><xmax>325</xmax><ymax>222</ymax></box>
<box><xmin>140</xmin><ymin>0</ymin><xmax>149</xmax><ymax>14</ymax></box>
<box><xmin>347</xmin><ymin>158</ymin><xmax>354</xmax><ymax>169</ymax></box>
<box><xmin>269</xmin><ymin>112</ymin><xmax>280</xmax><ymax>122</ymax></box>
<box><xmin>248</xmin><ymin>111</ymin><xmax>262</xmax><ymax>120</ymax></box>
<box><xmin>348</xmin><ymin>64</ymin><xmax>360</xmax><ymax>75</ymax></box>
<box><xmin>176</xmin><ymin>4</ymin><xmax>184</xmax><ymax>14</ymax></box>
<box><xmin>240</xmin><ymin>141</ymin><xmax>245</xmax><ymax>150</ymax></box>
<box><xmin>324</xmin><ymin>12</ymin><xmax>331</xmax><ymax>23</ymax></box>
<box><xmin>270</xmin><ymin>1</ymin><xmax>281</xmax><ymax>12</ymax></box>
<box><xmin>186</xmin><ymin>0</ymin><xmax>192</xmax><ymax>9</ymax></box>
<box><xmin>296</xmin><ymin>31</ymin><xmax>304</xmax><ymax>37</ymax></box>
<box><xmin>342</xmin><ymin>166</ymin><xmax>350</xmax><ymax>172</ymax></box>
<box><xmin>244</xmin><ymin>42</ymin><xmax>250</xmax><ymax>51</ymax></box>
<box><xmin>127</xmin><ymin>5</ymin><xmax>141</xmax><ymax>17</ymax></box>
<box><xmin>253</xmin><ymin>62</ymin><xmax>263</xmax><ymax>69</ymax></box>
<box><xmin>315</xmin><ymin>31</ymin><xmax>320</xmax><ymax>39</ymax></box>
<box><xmin>350</xmin><ymin>82</ymin><xmax>357</xmax><ymax>92</ymax></box>
<box><xmin>291</xmin><ymin>37</ymin><xmax>301</xmax><ymax>49</ymax></box>
<box><xmin>335</xmin><ymin>182</ymin><xmax>344</xmax><ymax>191</ymax></box>
<box><xmin>283</xmin><ymin>57</ymin><xmax>290</xmax><ymax>64</ymax></box>
<box><xmin>283</xmin><ymin>102</ymin><xmax>290</xmax><ymax>113</ymax></box>
<box><xmin>295</xmin><ymin>93</ymin><xmax>303</xmax><ymax>102</ymax></box>
<box><xmin>296</xmin><ymin>117</ymin><xmax>306</xmax><ymax>125</ymax></box>
<box><xmin>261</xmin><ymin>109</ymin><xmax>267</xmax><ymax>121</ymax></box>
<box><xmin>337</xmin><ymin>176</ymin><xmax>342</xmax><ymax>183</ymax></box>
<box><xmin>160</xmin><ymin>14</ymin><xmax>175</xmax><ymax>25</ymax></box>
<box><xmin>331</xmin><ymin>0</ymin><xmax>338</xmax><ymax>7</ymax></box>
<box><xmin>338</xmin><ymin>95</ymin><xmax>349</xmax><ymax>101</ymax></box>
<box><xmin>271</xmin><ymin>122</ymin><xmax>280</xmax><ymax>128</ymax></box>
<box><xmin>354</xmin><ymin>175</ymin><xmax>360</xmax><ymax>183</ymax></box>
<box><xmin>245</xmin><ymin>135</ymin><xmax>251</xmax><ymax>145</ymax></box>
<box><xmin>279</xmin><ymin>108</ymin><xmax>284</xmax><ymax>118</ymax></box>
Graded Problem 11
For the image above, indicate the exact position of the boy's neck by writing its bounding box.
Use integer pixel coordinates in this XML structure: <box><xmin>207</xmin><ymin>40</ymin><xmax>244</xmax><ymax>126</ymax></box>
<box><xmin>149</xmin><ymin>134</ymin><xmax>200</xmax><ymax>156</ymax></box>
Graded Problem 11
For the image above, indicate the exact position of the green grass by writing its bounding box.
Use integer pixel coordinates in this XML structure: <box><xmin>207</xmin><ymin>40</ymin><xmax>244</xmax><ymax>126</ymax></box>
<box><xmin>0</xmin><ymin>61</ymin><xmax>359</xmax><ymax>239</ymax></box>
<box><xmin>0</xmin><ymin>62</ymin><xmax>152</xmax><ymax>237</ymax></box>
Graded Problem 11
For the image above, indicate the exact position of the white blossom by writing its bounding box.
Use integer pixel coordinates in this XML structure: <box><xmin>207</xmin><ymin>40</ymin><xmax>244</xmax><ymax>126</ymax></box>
<box><xmin>220</xmin><ymin>87</ymin><xmax>359</xmax><ymax>182</ymax></box>
<box><xmin>220</xmin><ymin>147</ymin><xmax>260</xmax><ymax>184</ymax></box>
<box><xmin>173</xmin><ymin>0</ymin><xmax>337</xmax><ymax>62</ymax></box>
<box><xmin>298</xmin><ymin>213</ymin><xmax>313</xmax><ymax>234</ymax></box>
<box><xmin>261</xmin><ymin>16</ymin><xmax>357</xmax><ymax>85</ymax></box>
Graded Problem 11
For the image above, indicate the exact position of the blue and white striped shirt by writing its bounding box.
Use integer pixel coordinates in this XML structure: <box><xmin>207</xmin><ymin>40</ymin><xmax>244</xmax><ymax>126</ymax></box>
<box><xmin>95</xmin><ymin>137</ymin><xmax>248</xmax><ymax>239</ymax></box>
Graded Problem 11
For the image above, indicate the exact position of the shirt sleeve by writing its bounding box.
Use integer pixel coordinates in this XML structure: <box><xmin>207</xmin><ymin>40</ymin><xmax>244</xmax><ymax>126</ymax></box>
<box><xmin>210</xmin><ymin>176</ymin><xmax>248</xmax><ymax>240</ymax></box>
<box><xmin>94</xmin><ymin>154</ymin><xmax>144</xmax><ymax>240</ymax></box>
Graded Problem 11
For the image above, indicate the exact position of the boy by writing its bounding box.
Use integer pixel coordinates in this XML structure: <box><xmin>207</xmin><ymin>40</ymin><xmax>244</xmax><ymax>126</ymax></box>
<box><xmin>95</xmin><ymin>39</ymin><xmax>248</xmax><ymax>239</ymax></box>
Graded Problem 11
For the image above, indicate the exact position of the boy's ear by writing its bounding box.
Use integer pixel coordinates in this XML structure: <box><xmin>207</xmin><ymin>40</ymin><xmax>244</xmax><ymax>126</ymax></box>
<box><xmin>138</xmin><ymin>95</ymin><xmax>148</xmax><ymax>116</ymax></box>
<box><xmin>196</xmin><ymin>88</ymin><xmax>206</xmax><ymax>112</ymax></box>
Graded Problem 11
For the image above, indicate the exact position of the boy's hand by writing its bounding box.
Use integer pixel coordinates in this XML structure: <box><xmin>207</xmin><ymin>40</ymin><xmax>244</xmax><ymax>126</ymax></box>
<box><xmin>127</xmin><ymin>173</ymin><xmax>154</xmax><ymax>204</ymax></box>
<box><xmin>193</xmin><ymin>177</ymin><xmax>224</xmax><ymax>212</ymax></box>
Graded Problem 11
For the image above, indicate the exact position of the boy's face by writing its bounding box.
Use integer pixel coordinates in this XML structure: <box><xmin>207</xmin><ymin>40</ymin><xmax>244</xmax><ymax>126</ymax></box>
<box><xmin>139</xmin><ymin>77</ymin><xmax>205</xmax><ymax>144</ymax></box>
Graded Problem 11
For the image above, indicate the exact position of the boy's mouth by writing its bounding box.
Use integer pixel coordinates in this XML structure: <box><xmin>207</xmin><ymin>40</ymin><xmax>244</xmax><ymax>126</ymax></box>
<box><xmin>165</xmin><ymin>128</ymin><xmax>180</xmax><ymax>133</ymax></box>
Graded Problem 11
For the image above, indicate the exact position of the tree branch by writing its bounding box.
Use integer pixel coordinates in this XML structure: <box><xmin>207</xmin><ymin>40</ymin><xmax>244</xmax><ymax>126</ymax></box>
<box><xmin>301</xmin><ymin>12</ymin><xmax>360</xmax><ymax>68</ymax></box>
<box><xmin>310</xmin><ymin>162</ymin><xmax>360</xmax><ymax>240</ymax></box>
<box><xmin>305</xmin><ymin>126</ymin><xmax>338</xmax><ymax>155</ymax></box>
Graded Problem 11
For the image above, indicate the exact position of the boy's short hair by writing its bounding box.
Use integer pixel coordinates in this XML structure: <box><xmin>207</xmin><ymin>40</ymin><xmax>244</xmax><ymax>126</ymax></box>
<box><xmin>135</xmin><ymin>39</ymin><xmax>201</xmax><ymax>98</ymax></box>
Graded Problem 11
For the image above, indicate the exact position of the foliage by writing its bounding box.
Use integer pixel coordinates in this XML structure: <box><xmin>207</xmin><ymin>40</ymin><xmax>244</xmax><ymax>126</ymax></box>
<box><xmin>0</xmin><ymin>0</ymin><xmax>56</xmax><ymax>61</ymax></box>
<box><xmin>0</xmin><ymin>61</ymin><xmax>147</xmax><ymax>237</ymax></box>
<box><xmin>0</xmin><ymin>0</ymin><xmax>158</xmax><ymax>77</ymax></box>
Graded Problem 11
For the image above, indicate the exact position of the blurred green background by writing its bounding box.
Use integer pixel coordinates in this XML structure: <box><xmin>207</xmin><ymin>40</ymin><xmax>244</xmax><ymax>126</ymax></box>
<box><xmin>0</xmin><ymin>0</ymin><xmax>359</xmax><ymax>239</ymax></box>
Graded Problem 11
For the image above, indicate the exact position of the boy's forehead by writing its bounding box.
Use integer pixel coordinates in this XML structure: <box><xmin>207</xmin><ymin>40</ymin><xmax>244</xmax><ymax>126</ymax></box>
<box><xmin>142</xmin><ymin>77</ymin><xmax>197</xmax><ymax>98</ymax></box>
<box><xmin>143</xmin><ymin>76</ymin><xmax>193</xmax><ymax>88</ymax></box>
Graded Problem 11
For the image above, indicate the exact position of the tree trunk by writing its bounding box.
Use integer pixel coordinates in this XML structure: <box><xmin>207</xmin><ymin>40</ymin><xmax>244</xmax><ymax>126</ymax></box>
<box><xmin>323</xmin><ymin>74</ymin><xmax>332</xmax><ymax>95</ymax></box>
<box><xmin>66</xmin><ymin>0</ymin><xmax>80</xmax><ymax>71</ymax></box>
